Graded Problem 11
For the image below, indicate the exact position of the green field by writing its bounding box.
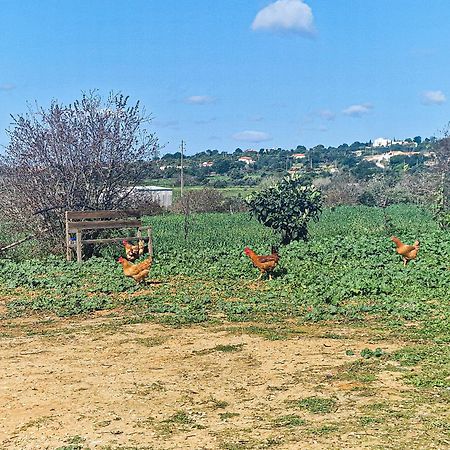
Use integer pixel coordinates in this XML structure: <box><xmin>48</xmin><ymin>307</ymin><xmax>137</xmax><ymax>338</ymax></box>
<box><xmin>1</xmin><ymin>205</ymin><xmax>449</xmax><ymax>338</ymax></box>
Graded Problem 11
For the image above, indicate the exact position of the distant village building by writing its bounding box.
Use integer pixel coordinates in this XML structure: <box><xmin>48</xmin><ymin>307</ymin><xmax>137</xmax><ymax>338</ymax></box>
<box><xmin>373</xmin><ymin>138</ymin><xmax>393</xmax><ymax>148</ymax></box>
<box><xmin>364</xmin><ymin>151</ymin><xmax>420</xmax><ymax>168</ymax></box>
<box><xmin>200</xmin><ymin>161</ymin><xmax>214</xmax><ymax>167</ymax></box>
<box><xmin>292</xmin><ymin>153</ymin><xmax>306</xmax><ymax>159</ymax></box>
<box><xmin>123</xmin><ymin>186</ymin><xmax>173</xmax><ymax>208</ymax></box>
<box><xmin>373</xmin><ymin>137</ymin><xmax>418</xmax><ymax>148</ymax></box>
<box><xmin>238</xmin><ymin>156</ymin><xmax>256</xmax><ymax>165</ymax></box>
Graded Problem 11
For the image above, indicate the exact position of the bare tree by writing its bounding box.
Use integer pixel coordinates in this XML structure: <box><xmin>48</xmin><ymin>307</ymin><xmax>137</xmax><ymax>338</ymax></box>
<box><xmin>432</xmin><ymin>129</ymin><xmax>450</xmax><ymax>228</ymax></box>
<box><xmin>322</xmin><ymin>174</ymin><xmax>363</xmax><ymax>207</ymax></box>
<box><xmin>0</xmin><ymin>91</ymin><xmax>159</xmax><ymax>253</ymax></box>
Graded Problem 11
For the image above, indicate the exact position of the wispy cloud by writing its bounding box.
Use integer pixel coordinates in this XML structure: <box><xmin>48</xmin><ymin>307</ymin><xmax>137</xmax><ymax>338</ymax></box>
<box><xmin>185</xmin><ymin>95</ymin><xmax>216</xmax><ymax>105</ymax></box>
<box><xmin>251</xmin><ymin>0</ymin><xmax>315</xmax><ymax>36</ymax></box>
<box><xmin>0</xmin><ymin>83</ymin><xmax>16</xmax><ymax>91</ymax></box>
<box><xmin>421</xmin><ymin>90</ymin><xmax>446</xmax><ymax>105</ymax></box>
<box><xmin>232</xmin><ymin>130</ymin><xmax>272</xmax><ymax>143</ymax></box>
<box><xmin>318</xmin><ymin>109</ymin><xmax>336</xmax><ymax>121</ymax></box>
<box><xmin>342</xmin><ymin>103</ymin><xmax>373</xmax><ymax>117</ymax></box>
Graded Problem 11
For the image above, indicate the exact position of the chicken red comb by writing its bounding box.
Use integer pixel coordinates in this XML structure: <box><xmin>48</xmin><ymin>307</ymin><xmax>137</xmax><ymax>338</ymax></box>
<box><xmin>122</xmin><ymin>240</ymin><xmax>128</xmax><ymax>244</ymax></box>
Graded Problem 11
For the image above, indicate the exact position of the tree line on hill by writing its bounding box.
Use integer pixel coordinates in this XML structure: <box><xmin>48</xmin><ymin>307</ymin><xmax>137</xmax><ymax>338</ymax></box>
<box><xmin>145</xmin><ymin>137</ymin><xmax>434</xmax><ymax>188</ymax></box>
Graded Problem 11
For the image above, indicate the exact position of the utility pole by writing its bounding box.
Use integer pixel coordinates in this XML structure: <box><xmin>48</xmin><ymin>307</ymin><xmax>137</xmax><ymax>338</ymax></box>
<box><xmin>180</xmin><ymin>140</ymin><xmax>185</xmax><ymax>197</ymax></box>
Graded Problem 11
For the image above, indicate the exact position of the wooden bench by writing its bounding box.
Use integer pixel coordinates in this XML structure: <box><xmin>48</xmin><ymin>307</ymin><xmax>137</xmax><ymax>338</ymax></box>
<box><xmin>65</xmin><ymin>210</ymin><xmax>152</xmax><ymax>263</ymax></box>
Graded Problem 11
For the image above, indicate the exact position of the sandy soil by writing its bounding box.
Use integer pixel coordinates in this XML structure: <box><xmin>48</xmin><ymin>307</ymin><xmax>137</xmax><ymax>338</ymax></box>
<box><xmin>0</xmin><ymin>314</ymin><xmax>423</xmax><ymax>449</ymax></box>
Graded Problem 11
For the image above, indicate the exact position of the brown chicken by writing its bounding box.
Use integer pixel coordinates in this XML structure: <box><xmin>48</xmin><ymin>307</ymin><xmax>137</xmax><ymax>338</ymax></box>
<box><xmin>391</xmin><ymin>236</ymin><xmax>420</xmax><ymax>266</ymax></box>
<box><xmin>118</xmin><ymin>256</ymin><xmax>152</xmax><ymax>283</ymax></box>
<box><xmin>244</xmin><ymin>246</ymin><xmax>280</xmax><ymax>280</ymax></box>
<box><xmin>123</xmin><ymin>239</ymin><xmax>146</xmax><ymax>262</ymax></box>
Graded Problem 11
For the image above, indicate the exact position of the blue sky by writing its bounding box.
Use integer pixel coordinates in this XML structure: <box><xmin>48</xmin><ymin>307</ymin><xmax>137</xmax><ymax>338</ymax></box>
<box><xmin>0</xmin><ymin>0</ymin><xmax>449</xmax><ymax>154</ymax></box>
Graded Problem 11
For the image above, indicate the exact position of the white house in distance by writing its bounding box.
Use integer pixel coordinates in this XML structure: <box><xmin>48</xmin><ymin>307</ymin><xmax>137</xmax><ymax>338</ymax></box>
<box><xmin>364</xmin><ymin>151</ymin><xmax>420</xmax><ymax>169</ymax></box>
<box><xmin>292</xmin><ymin>153</ymin><xmax>306</xmax><ymax>160</ymax></box>
<box><xmin>238</xmin><ymin>156</ymin><xmax>256</xmax><ymax>165</ymax></box>
<box><xmin>373</xmin><ymin>137</ymin><xmax>418</xmax><ymax>148</ymax></box>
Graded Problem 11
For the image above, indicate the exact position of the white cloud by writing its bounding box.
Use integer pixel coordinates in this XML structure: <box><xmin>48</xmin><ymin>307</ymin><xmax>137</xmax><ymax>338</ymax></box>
<box><xmin>318</xmin><ymin>109</ymin><xmax>335</xmax><ymax>121</ymax></box>
<box><xmin>342</xmin><ymin>103</ymin><xmax>373</xmax><ymax>117</ymax></box>
<box><xmin>421</xmin><ymin>90</ymin><xmax>446</xmax><ymax>105</ymax></box>
<box><xmin>185</xmin><ymin>95</ymin><xmax>216</xmax><ymax>105</ymax></box>
<box><xmin>0</xmin><ymin>83</ymin><xmax>16</xmax><ymax>91</ymax></box>
<box><xmin>251</xmin><ymin>0</ymin><xmax>315</xmax><ymax>36</ymax></box>
<box><xmin>232</xmin><ymin>130</ymin><xmax>272</xmax><ymax>143</ymax></box>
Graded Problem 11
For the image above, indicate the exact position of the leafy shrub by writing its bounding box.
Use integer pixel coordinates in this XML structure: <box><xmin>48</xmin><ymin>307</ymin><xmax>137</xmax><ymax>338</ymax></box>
<box><xmin>246</xmin><ymin>174</ymin><xmax>322</xmax><ymax>244</ymax></box>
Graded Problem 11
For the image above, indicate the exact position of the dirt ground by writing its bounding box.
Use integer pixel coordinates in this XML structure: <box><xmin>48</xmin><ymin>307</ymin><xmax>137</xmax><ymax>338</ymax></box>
<box><xmin>0</xmin><ymin>313</ymin><xmax>443</xmax><ymax>450</ymax></box>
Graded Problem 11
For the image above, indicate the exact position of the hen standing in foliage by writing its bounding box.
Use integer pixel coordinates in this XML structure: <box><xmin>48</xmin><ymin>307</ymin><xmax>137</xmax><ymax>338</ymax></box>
<box><xmin>391</xmin><ymin>236</ymin><xmax>420</xmax><ymax>266</ymax></box>
<box><xmin>118</xmin><ymin>256</ymin><xmax>152</xmax><ymax>283</ymax></box>
<box><xmin>244</xmin><ymin>246</ymin><xmax>280</xmax><ymax>280</ymax></box>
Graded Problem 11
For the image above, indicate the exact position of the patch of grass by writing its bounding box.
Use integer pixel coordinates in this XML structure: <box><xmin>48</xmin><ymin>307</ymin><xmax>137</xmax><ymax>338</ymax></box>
<box><xmin>286</xmin><ymin>396</ymin><xmax>338</xmax><ymax>414</ymax></box>
<box><xmin>393</xmin><ymin>345</ymin><xmax>450</xmax><ymax>388</ymax></box>
<box><xmin>164</xmin><ymin>411</ymin><xmax>194</xmax><ymax>425</ymax></box>
<box><xmin>194</xmin><ymin>343</ymin><xmax>244</xmax><ymax>355</ymax></box>
<box><xmin>359</xmin><ymin>416</ymin><xmax>384</xmax><ymax>426</ymax></box>
<box><xmin>214</xmin><ymin>344</ymin><xmax>244</xmax><ymax>352</ymax></box>
<box><xmin>272</xmin><ymin>414</ymin><xmax>306</xmax><ymax>428</ymax></box>
<box><xmin>321</xmin><ymin>332</ymin><xmax>346</xmax><ymax>339</ymax></box>
<box><xmin>337</xmin><ymin>359</ymin><xmax>380</xmax><ymax>383</ymax></box>
<box><xmin>208</xmin><ymin>397</ymin><xmax>230</xmax><ymax>409</ymax></box>
<box><xmin>160</xmin><ymin>410</ymin><xmax>206</xmax><ymax>433</ymax></box>
<box><xmin>19</xmin><ymin>415</ymin><xmax>54</xmax><ymax>432</ymax></box>
<box><xmin>55</xmin><ymin>435</ymin><xmax>86</xmax><ymax>450</ymax></box>
<box><xmin>307</xmin><ymin>424</ymin><xmax>339</xmax><ymax>435</ymax></box>
<box><xmin>360</xmin><ymin>347</ymin><xmax>385</xmax><ymax>359</ymax></box>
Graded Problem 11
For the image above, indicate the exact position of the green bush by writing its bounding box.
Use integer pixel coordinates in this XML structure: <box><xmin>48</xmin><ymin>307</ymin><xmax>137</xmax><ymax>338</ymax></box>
<box><xmin>246</xmin><ymin>174</ymin><xmax>322</xmax><ymax>244</ymax></box>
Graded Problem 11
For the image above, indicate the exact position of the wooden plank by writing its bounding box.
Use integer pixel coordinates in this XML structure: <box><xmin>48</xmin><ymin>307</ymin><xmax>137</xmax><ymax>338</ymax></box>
<box><xmin>81</xmin><ymin>237</ymin><xmax>150</xmax><ymax>245</ymax></box>
<box><xmin>76</xmin><ymin>230</ymin><xmax>82</xmax><ymax>263</ymax></box>
<box><xmin>67</xmin><ymin>219</ymin><xmax>142</xmax><ymax>232</ymax></box>
<box><xmin>66</xmin><ymin>210</ymin><xmax>143</xmax><ymax>220</ymax></box>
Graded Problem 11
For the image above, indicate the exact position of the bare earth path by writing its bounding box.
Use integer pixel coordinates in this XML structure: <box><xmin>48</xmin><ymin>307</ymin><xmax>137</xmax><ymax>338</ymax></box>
<box><xmin>0</xmin><ymin>314</ymin><xmax>447</xmax><ymax>450</ymax></box>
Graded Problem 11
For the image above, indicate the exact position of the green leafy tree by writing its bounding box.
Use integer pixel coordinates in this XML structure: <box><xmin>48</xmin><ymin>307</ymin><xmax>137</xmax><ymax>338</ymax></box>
<box><xmin>246</xmin><ymin>174</ymin><xmax>322</xmax><ymax>245</ymax></box>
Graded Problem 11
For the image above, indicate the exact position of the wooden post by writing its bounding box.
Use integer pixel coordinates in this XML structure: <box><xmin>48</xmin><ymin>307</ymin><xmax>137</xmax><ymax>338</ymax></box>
<box><xmin>65</xmin><ymin>211</ymin><xmax>72</xmax><ymax>261</ymax></box>
<box><xmin>76</xmin><ymin>230</ymin><xmax>82</xmax><ymax>263</ymax></box>
<box><xmin>180</xmin><ymin>140</ymin><xmax>185</xmax><ymax>197</ymax></box>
